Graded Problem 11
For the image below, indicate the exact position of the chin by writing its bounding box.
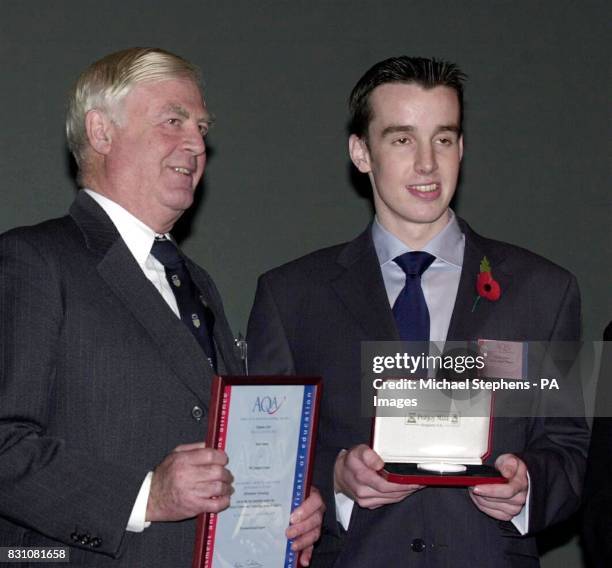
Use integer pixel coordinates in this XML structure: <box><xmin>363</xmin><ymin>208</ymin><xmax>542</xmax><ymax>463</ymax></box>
<box><xmin>401</xmin><ymin>206</ymin><xmax>449</xmax><ymax>225</ymax></box>
<box><xmin>165</xmin><ymin>187</ymin><xmax>195</xmax><ymax>208</ymax></box>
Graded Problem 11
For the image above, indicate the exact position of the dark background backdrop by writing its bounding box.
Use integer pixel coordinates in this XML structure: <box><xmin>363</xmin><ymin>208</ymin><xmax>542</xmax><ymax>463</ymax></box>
<box><xmin>1</xmin><ymin>1</ymin><xmax>609</xmax><ymax>564</ymax></box>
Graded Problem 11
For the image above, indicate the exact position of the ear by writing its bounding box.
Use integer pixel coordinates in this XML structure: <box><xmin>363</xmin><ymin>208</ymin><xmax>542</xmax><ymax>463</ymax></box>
<box><xmin>85</xmin><ymin>109</ymin><xmax>114</xmax><ymax>156</ymax></box>
<box><xmin>349</xmin><ymin>134</ymin><xmax>372</xmax><ymax>173</ymax></box>
<box><xmin>458</xmin><ymin>134</ymin><xmax>464</xmax><ymax>162</ymax></box>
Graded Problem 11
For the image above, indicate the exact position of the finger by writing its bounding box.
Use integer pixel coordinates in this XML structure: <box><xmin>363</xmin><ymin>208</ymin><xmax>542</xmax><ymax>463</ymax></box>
<box><xmin>358</xmin><ymin>495</ymin><xmax>407</xmax><ymax>506</ymax></box>
<box><xmin>193</xmin><ymin>464</ymin><xmax>234</xmax><ymax>484</ymax></box>
<box><xmin>347</xmin><ymin>450</ymin><xmax>422</xmax><ymax>494</ymax></box>
<box><xmin>345</xmin><ymin>457</ymin><xmax>407</xmax><ymax>491</ymax></box>
<box><xmin>471</xmin><ymin>483</ymin><xmax>526</xmax><ymax>501</ymax></box>
<box><xmin>473</xmin><ymin>466</ymin><xmax>527</xmax><ymax>497</ymax></box>
<box><xmin>470</xmin><ymin>492</ymin><xmax>523</xmax><ymax>518</ymax></box>
<box><xmin>380</xmin><ymin>482</ymin><xmax>424</xmax><ymax>493</ymax></box>
<box><xmin>357</xmin><ymin>498</ymin><xmax>407</xmax><ymax>509</ymax></box>
<box><xmin>194</xmin><ymin>480</ymin><xmax>234</xmax><ymax>499</ymax></box>
<box><xmin>299</xmin><ymin>546</ymin><xmax>313</xmax><ymax>567</ymax></box>
<box><xmin>474</xmin><ymin>502</ymin><xmax>514</xmax><ymax>520</ymax></box>
<box><xmin>343</xmin><ymin>446</ymin><xmax>377</xmax><ymax>475</ymax></box>
<box><xmin>474</xmin><ymin>500</ymin><xmax>521</xmax><ymax>520</ymax></box>
<box><xmin>472</xmin><ymin>483</ymin><xmax>519</xmax><ymax>499</ymax></box>
<box><xmin>349</xmin><ymin>473</ymin><xmax>423</xmax><ymax>500</ymax></box>
<box><xmin>355</xmin><ymin>488</ymin><xmax>424</xmax><ymax>508</ymax></box>
<box><xmin>174</xmin><ymin>442</ymin><xmax>207</xmax><ymax>452</ymax></box>
<box><xmin>472</xmin><ymin>493</ymin><xmax>526</xmax><ymax>509</ymax></box>
<box><xmin>495</xmin><ymin>453</ymin><xmax>520</xmax><ymax>479</ymax></box>
<box><xmin>361</xmin><ymin>472</ymin><xmax>423</xmax><ymax>494</ymax></box>
<box><xmin>357</xmin><ymin>446</ymin><xmax>385</xmax><ymax>471</ymax></box>
<box><xmin>356</xmin><ymin>485</ymin><xmax>422</xmax><ymax>501</ymax></box>
<box><xmin>179</xmin><ymin>448</ymin><xmax>229</xmax><ymax>466</ymax></box>
<box><xmin>289</xmin><ymin>524</ymin><xmax>322</xmax><ymax>551</ymax></box>
<box><xmin>480</xmin><ymin>493</ymin><xmax>527</xmax><ymax>507</ymax></box>
<box><xmin>351</xmin><ymin>475</ymin><xmax>402</xmax><ymax>497</ymax></box>
<box><xmin>200</xmin><ymin>495</ymin><xmax>231</xmax><ymax>514</ymax></box>
<box><xmin>287</xmin><ymin>508</ymin><xmax>323</xmax><ymax>540</ymax></box>
<box><xmin>290</xmin><ymin>493</ymin><xmax>324</xmax><ymax>523</ymax></box>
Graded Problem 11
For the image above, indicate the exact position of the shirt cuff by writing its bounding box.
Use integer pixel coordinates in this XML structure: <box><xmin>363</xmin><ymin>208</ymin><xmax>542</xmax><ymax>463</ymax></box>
<box><xmin>335</xmin><ymin>491</ymin><xmax>355</xmax><ymax>531</ymax></box>
<box><xmin>510</xmin><ymin>470</ymin><xmax>531</xmax><ymax>535</ymax></box>
<box><xmin>126</xmin><ymin>472</ymin><xmax>153</xmax><ymax>532</ymax></box>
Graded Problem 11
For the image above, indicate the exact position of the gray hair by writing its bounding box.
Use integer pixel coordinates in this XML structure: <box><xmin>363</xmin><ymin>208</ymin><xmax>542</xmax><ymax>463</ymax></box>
<box><xmin>66</xmin><ymin>47</ymin><xmax>202</xmax><ymax>166</ymax></box>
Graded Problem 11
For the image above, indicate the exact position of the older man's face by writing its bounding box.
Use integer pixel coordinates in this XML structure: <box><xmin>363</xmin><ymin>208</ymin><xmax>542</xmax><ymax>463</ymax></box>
<box><xmin>104</xmin><ymin>78</ymin><xmax>210</xmax><ymax>231</ymax></box>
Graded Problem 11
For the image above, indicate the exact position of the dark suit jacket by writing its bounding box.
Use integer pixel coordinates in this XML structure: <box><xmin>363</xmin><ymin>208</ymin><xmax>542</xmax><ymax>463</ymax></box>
<box><xmin>247</xmin><ymin>220</ymin><xmax>589</xmax><ymax>568</ymax></box>
<box><xmin>0</xmin><ymin>191</ymin><xmax>242</xmax><ymax>567</ymax></box>
<box><xmin>582</xmin><ymin>321</ymin><xmax>612</xmax><ymax>568</ymax></box>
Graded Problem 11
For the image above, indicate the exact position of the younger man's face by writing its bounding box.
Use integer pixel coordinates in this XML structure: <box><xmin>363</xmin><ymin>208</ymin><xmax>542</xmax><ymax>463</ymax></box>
<box><xmin>350</xmin><ymin>82</ymin><xmax>463</xmax><ymax>241</ymax></box>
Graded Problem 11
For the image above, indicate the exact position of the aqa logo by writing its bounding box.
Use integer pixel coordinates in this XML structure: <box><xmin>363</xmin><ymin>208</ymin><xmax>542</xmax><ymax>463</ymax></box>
<box><xmin>252</xmin><ymin>395</ymin><xmax>286</xmax><ymax>415</ymax></box>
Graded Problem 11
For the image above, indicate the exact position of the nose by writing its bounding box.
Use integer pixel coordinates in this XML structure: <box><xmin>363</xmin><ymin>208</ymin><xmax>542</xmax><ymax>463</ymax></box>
<box><xmin>184</xmin><ymin>123</ymin><xmax>206</xmax><ymax>157</ymax></box>
<box><xmin>415</xmin><ymin>143</ymin><xmax>437</xmax><ymax>175</ymax></box>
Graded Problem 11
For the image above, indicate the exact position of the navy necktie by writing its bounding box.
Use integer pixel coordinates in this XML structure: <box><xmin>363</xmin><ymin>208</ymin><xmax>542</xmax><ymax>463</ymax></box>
<box><xmin>151</xmin><ymin>238</ymin><xmax>217</xmax><ymax>371</ymax></box>
<box><xmin>392</xmin><ymin>251</ymin><xmax>435</xmax><ymax>342</ymax></box>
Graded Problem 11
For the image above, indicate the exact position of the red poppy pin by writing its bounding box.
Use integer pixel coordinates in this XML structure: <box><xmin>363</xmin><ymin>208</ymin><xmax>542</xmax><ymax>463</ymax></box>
<box><xmin>472</xmin><ymin>256</ymin><xmax>501</xmax><ymax>312</ymax></box>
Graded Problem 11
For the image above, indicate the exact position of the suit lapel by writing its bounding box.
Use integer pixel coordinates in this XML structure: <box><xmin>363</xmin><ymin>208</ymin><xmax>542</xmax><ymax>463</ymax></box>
<box><xmin>70</xmin><ymin>192</ymin><xmax>214</xmax><ymax>406</ymax></box>
<box><xmin>331</xmin><ymin>227</ymin><xmax>399</xmax><ymax>341</ymax></box>
<box><xmin>447</xmin><ymin>219</ymin><xmax>513</xmax><ymax>342</ymax></box>
<box><xmin>332</xmin><ymin>218</ymin><xmax>515</xmax><ymax>343</ymax></box>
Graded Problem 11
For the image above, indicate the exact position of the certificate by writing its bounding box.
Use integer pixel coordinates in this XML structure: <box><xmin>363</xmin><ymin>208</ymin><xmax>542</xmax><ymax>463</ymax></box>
<box><xmin>193</xmin><ymin>376</ymin><xmax>321</xmax><ymax>568</ymax></box>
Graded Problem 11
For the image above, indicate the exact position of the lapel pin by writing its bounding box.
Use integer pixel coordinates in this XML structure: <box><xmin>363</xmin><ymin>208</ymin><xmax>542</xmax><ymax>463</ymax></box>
<box><xmin>472</xmin><ymin>256</ymin><xmax>502</xmax><ymax>312</ymax></box>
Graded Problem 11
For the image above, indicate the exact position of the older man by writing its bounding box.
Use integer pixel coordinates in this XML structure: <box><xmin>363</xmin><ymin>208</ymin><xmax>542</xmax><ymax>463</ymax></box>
<box><xmin>0</xmin><ymin>48</ymin><xmax>321</xmax><ymax>567</ymax></box>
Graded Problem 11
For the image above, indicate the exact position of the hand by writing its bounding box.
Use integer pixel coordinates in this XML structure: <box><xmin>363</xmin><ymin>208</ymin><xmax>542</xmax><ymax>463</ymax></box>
<box><xmin>469</xmin><ymin>453</ymin><xmax>529</xmax><ymax>521</ymax></box>
<box><xmin>286</xmin><ymin>486</ymin><xmax>325</xmax><ymax>566</ymax></box>
<box><xmin>334</xmin><ymin>445</ymin><xmax>423</xmax><ymax>509</ymax></box>
<box><xmin>146</xmin><ymin>442</ymin><xmax>233</xmax><ymax>522</ymax></box>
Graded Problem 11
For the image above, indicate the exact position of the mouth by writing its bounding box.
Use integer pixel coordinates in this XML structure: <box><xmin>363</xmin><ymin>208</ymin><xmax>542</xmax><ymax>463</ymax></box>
<box><xmin>171</xmin><ymin>166</ymin><xmax>193</xmax><ymax>177</ymax></box>
<box><xmin>406</xmin><ymin>182</ymin><xmax>441</xmax><ymax>200</ymax></box>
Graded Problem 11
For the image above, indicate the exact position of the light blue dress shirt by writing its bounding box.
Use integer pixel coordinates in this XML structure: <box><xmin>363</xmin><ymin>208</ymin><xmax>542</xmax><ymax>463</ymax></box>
<box><xmin>372</xmin><ymin>211</ymin><xmax>464</xmax><ymax>342</ymax></box>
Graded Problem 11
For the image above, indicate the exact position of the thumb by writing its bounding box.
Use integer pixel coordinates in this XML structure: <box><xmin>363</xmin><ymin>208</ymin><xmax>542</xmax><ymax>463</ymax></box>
<box><xmin>174</xmin><ymin>441</ymin><xmax>207</xmax><ymax>452</ymax></box>
<box><xmin>361</xmin><ymin>446</ymin><xmax>385</xmax><ymax>471</ymax></box>
<box><xmin>496</xmin><ymin>454</ymin><xmax>518</xmax><ymax>479</ymax></box>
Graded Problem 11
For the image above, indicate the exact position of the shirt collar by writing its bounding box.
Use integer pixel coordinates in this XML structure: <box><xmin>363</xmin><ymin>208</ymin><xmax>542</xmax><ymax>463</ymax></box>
<box><xmin>372</xmin><ymin>210</ymin><xmax>464</xmax><ymax>268</ymax></box>
<box><xmin>83</xmin><ymin>189</ymin><xmax>168</xmax><ymax>266</ymax></box>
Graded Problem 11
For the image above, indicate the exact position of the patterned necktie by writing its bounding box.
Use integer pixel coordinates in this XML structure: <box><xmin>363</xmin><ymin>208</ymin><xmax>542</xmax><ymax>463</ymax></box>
<box><xmin>150</xmin><ymin>237</ymin><xmax>217</xmax><ymax>371</ymax></box>
<box><xmin>392</xmin><ymin>251</ymin><xmax>436</xmax><ymax>342</ymax></box>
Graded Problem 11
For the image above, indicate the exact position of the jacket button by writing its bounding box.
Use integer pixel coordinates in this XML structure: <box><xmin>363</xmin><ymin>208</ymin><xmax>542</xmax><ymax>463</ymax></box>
<box><xmin>191</xmin><ymin>405</ymin><xmax>204</xmax><ymax>421</ymax></box>
<box><xmin>79</xmin><ymin>533</ymin><xmax>91</xmax><ymax>545</ymax></box>
<box><xmin>90</xmin><ymin>537</ymin><xmax>102</xmax><ymax>548</ymax></box>
<box><xmin>410</xmin><ymin>538</ymin><xmax>426</xmax><ymax>552</ymax></box>
<box><xmin>71</xmin><ymin>532</ymin><xmax>80</xmax><ymax>542</ymax></box>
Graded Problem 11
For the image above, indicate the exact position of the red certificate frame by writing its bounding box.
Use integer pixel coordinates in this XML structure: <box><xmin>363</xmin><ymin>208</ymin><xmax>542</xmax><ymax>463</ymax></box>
<box><xmin>193</xmin><ymin>376</ymin><xmax>322</xmax><ymax>568</ymax></box>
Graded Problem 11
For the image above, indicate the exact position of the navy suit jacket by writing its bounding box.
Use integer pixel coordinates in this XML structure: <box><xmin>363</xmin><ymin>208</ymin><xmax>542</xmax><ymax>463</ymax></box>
<box><xmin>582</xmin><ymin>321</ymin><xmax>612</xmax><ymax>568</ymax></box>
<box><xmin>247</xmin><ymin>220</ymin><xmax>589</xmax><ymax>568</ymax></box>
<box><xmin>0</xmin><ymin>191</ymin><xmax>242</xmax><ymax>567</ymax></box>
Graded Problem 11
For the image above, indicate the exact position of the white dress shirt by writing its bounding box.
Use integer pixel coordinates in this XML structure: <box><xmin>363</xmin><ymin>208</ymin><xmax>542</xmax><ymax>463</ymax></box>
<box><xmin>84</xmin><ymin>189</ymin><xmax>179</xmax><ymax>318</ymax></box>
<box><xmin>335</xmin><ymin>211</ymin><xmax>529</xmax><ymax>534</ymax></box>
<box><xmin>84</xmin><ymin>189</ymin><xmax>181</xmax><ymax>532</ymax></box>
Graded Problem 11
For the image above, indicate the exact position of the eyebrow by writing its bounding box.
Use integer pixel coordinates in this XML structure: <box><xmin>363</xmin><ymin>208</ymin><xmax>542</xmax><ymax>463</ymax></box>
<box><xmin>380</xmin><ymin>124</ymin><xmax>461</xmax><ymax>137</ymax></box>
